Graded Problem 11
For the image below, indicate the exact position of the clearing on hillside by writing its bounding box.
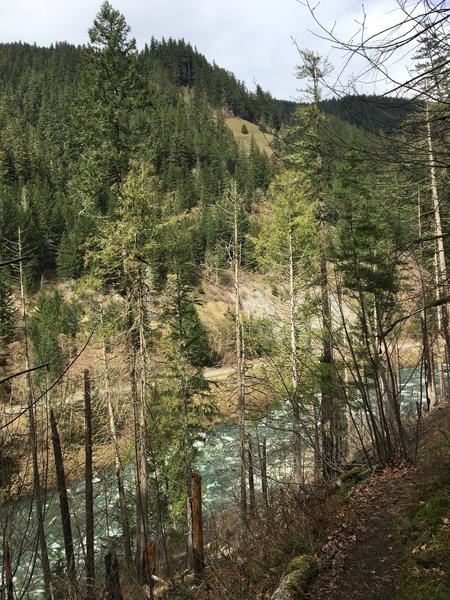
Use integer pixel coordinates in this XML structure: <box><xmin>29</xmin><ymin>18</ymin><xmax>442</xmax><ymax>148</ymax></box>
<box><xmin>225</xmin><ymin>117</ymin><xmax>274</xmax><ymax>155</ymax></box>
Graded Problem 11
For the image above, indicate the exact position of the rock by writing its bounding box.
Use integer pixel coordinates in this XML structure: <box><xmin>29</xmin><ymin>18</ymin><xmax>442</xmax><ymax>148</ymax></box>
<box><xmin>339</xmin><ymin>466</ymin><xmax>370</xmax><ymax>484</ymax></box>
<box><xmin>270</xmin><ymin>554</ymin><xmax>319</xmax><ymax>600</ymax></box>
<box><xmin>414</xmin><ymin>542</ymin><xmax>448</xmax><ymax>568</ymax></box>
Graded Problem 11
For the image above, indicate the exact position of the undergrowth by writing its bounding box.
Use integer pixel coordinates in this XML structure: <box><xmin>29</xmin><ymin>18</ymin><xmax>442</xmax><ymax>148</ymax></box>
<box><xmin>395</xmin><ymin>461</ymin><xmax>450</xmax><ymax>599</ymax></box>
<box><xmin>337</xmin><ymin>466</ymin><xmax>372</xmax><ymax>504</ymax></box>
<box><xmin>192</xmin><ymin>487</ymin><xmax>338</xmax><ymax>600</ymax></box>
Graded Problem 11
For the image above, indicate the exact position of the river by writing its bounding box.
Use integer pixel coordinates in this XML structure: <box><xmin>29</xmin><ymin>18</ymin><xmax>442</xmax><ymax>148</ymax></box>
<box><xmin>0</xmin><ymin>364</ymin><xmax>445</xmax><ymax>597</ymax></box>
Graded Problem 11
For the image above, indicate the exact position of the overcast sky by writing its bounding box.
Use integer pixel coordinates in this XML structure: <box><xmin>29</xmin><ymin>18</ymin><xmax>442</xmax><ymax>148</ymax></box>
<box><xmin>1</xmin><ymin>0</ymin><xmax>415</xmax><ymax>99</ymax></box>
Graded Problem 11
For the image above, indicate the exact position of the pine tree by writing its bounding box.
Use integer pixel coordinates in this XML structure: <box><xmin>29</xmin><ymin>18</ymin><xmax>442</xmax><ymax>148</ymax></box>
<box><xmin>86</xmin><ymin>162</ymin><xmax>161</xmax><ymax>581</ymax></box>
<box><xmin>255</xmin><ymin>170</ymin><xmax>318</xmax><ymax>482</ymax></box>
<box><xmin>28</xmin><ymin>288</ymin><xmax>80</xmax><ymax>380</ymax></box>
<box><xmin>0</xmin><ymin>270</ymin><xmax>16</xmax><ymax>347</ymax></box>
<box><xmin>284</xmin><ymin>50</ymin><xmax>341</xmax><ymax>481</ymax></box>
<box><xmin>160</xmin><ymin>270</ymin><xmax>211</xmax><ymax>568</ymax></box>
<box><xmin>331</xmin><ymin>153</ymin><xmax>408</xmax><ymax>463</ymax></box>
<box><xmin>72</xmin><ymin>1</ymin><xmax>144</xmax><ymax>215</ymax></box>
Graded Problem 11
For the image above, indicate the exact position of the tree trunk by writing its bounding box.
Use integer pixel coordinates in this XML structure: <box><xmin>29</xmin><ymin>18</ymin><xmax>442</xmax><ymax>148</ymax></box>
<box><xmin>183</xmin><ymin>390</ymin><xmax>193</xmax><ymax>571</ymax></box>
<box><xmin>233</xmin><ymin>183</ymin><xmax>247</xmax><ymax>526</ymax></box>
<box><xmin>130</xmin><ymin>282</ymin><xmax>149</xmax><ymax>582</ymax></box>
<box><xmin>84</xmin><ymin>370</ymin><xmax>96</xmax><ymax>600</ymax></box>
<box><xmin>310</xmin><ymin>67</ymin><xmax>340</xmax><ymax>481</ymax></box>
<box><xmin>319</xmin><ymin>216</ymin><xmax>338</xmax><ymax>481</ymax></box>
<box><xmin>49</xmin><ymin>409</ymin><xmax>76</xmax><ymax>587</ymax></box>
<box><xmin>288</xmin><ymin>224</ymin><xmax>303</xmax><ymax>483</ymax></box>
<box><xmin>105</xmin><ymin>551</ymin><xmax>123</xmax><ymax>600</ymax></box>
<box><xmin>247</xmin><ymin>434</ymin><xmax>256</xmax><ymax>517</ymax></box>
<box><xmin>191</xmin><ymin>473</ymin><xmax>205</xmax><ymax>584</ymax></box>
<box><xmin>101</xmin><ymin>331</ymin><xmax>133</xmax><ymax>568</ymax></box>
<box><xmin>418</xmin><ymin>194</ymin><xmax>437</xmax><ymax>409</ymax></box>
<box><xmin>18</xmin><ymin>228</ymin><xmax>53</xmax><ymax>600</ymax></box>
<box><xmin>258</xmin><ymin>435</ymin><xmax>268</xmax><ymax>509</ymax></box>
<box><xmin>427</xmin><ymin>103</ymin><xmax>450</xmax><ymax>396</ymax></box>
<box><xmin>3</xmin><ymin>542</ymin><xmax>14</xmax><ymax>600</ymax></box>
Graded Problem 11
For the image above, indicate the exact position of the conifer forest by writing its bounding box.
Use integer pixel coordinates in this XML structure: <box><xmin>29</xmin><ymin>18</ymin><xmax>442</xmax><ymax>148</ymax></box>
<box><xmin>1</xmin><ymin>1</ymin><xmax>450</xmax><ymax>599</ymax></box>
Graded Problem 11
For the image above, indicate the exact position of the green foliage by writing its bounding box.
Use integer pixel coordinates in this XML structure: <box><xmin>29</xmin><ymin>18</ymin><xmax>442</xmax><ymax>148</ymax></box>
<box><xmin>331</xmin><ymin>153</ymin><xmax>399</xmax><ymax>294</ymax></box>
<box><xmin>57</xmin><ymin>216</ymin><xmax>95</xmax><ymax>279</ymax></box>
<box><xmin>0</xmin><ymin>29</ymin><xmax>287</xmax><ymax>286</ymax></box>
<box><xmin>75</xmin><ymin>1</ymin><xmax>142</xmax><ymax>194</ymax></box>
<box><xmin>147</xmin><ymin>379</ymin><xmax>215</xmax><ymax>528</ymax></box>
<box><xmin>0</xmin><ymin>270</ymin><xmax>16</xmax><ymax>345</ymax></box>
<box><xmin>396</xmin><ymin>464</ymin><xmax>450</xmax><ymax>599</ymax></box>
<box><xmin>28</xmin><ymin>288</ymin><xmax>81</xmax><ymax>378</ymax></box>
<box><xmin>162</xmin><ymin>273</ymin><xmax>214</xmax><ymax>367</ymax></box>
<box><xmin>243</xmin><ymin>315</ymin><xmax>276</xmax><ymax>358</ymax></box>
<box><xmin>85</xmin><ymin>162</ymin><xmax>161</xmax><ymax>292</ymax></box>
<box><xmin>319</xmin><ymin>95</ymin><xmax>417</xmax><ymax>133</ymax></box>
<box><xmin>255</xmin><ymin>170</ymin><xmax>318</xmax><ymax>277</ymax></box>
<box><xmin>241</xmin><ymin>123</ymin><xmax>249</xmax><ymax>134</ymax></box>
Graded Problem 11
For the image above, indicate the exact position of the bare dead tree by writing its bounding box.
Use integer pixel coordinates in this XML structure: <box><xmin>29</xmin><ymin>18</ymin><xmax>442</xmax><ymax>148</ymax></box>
<box><xmin>84</xmin><ymin>369</ymin><xmax>96</xmax><ymax>600</ymax></box>
<box><xmin>49</xmin><ymin>409</ymin><xmax>76</xmax><ymax>589</ymax></box>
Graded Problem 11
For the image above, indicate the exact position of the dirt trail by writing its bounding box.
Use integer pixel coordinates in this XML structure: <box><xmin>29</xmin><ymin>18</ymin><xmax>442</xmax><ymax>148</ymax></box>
<box><xmin>307</xmin><ymin>407</ymin><xmax>450</xmax><ymax>600</ymax></box>
<box><xmin>307</xmin><ymin>464</ymin><xmax>420</xmax><ymax>599</ymax></box>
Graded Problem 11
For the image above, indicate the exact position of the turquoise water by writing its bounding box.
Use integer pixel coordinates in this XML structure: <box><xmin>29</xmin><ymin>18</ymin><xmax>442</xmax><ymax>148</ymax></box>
<box><xmin>1</xmin><ymin>364</ymin><xmax>445</xmax><ymax>596</ymax></box>
<box><xmin>0</xmin><ymin>403</ymin><xmax>296</xmax><ymax>597</ymax></box>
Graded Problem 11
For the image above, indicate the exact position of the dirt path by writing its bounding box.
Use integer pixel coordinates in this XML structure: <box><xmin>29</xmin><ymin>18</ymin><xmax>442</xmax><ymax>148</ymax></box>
<box><xmin>307</xmin><ymin>464</ymin><xmax>421</xmax><ymax>599</ymax></box>
<box><xmin>308</xmin><ymin>407</ymin><xmax>450</xmax><ymax>600</ymax></box>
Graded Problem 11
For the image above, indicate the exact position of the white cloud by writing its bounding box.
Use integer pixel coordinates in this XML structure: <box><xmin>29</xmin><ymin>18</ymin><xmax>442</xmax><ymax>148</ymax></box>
<box><xmin>0</xmin><ymin>0</ymin><xmax>424</xmax><ymax>99</ymax></box>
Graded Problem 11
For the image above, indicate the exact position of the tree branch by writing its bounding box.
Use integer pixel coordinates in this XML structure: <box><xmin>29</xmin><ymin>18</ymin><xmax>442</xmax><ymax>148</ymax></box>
<box><xmin>0</xmin><ymin>363</ymin><xmax>50</xmax><ymax>385</ymax></box>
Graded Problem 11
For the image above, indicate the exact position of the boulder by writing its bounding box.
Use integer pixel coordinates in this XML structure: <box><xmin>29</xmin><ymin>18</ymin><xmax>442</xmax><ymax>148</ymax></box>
<box><xmin>270</xmin><ymin>554</ymin><xmax>319</xmax><ymax>600</ymax></box>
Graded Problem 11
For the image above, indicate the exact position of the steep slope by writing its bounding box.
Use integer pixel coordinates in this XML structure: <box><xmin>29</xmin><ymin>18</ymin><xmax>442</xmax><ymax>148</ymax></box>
<box><xmin>307</xmin><ymin>407</ymin><xmax>450</xmax><ymax>600</ymax></box>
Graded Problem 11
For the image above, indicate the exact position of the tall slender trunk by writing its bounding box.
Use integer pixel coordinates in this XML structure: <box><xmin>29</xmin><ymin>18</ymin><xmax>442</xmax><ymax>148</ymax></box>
<box><xmin>3</xmin><ymin>542</ymin><xmax>14</xmax><ymax>600</ymax></box>
<box><xmin>191</xmin><ymin>473</ymin><xmax>205</xmax><ymax>585</ymax></box>
<box><xmin>105</xmin><ymin>551</ymin><xmax>123</xmax><ymax>600</ymax></box>
<box><xmin>247</xmin><ymin>434</ymin><xmax>256</xmax><ymax>517</ymax></box>
<box><xmin>132</xmin><ymin>282</ymin><xmax>149</xmax><ymax>582</ymax></box>
<box><xmin>427</xmin><ymin>103</ymin><xmax>450</xmax><ymax>396</ymax></box>
<box><xmin>336</xmin><ymin>280</ymin><xmax>383</xmax><ymax>464</ymax></box>
<box><xmin>379</xmin><ymin>323</ymin><xmax>407</xmax><ymax>460</ymax></box>
<box><xmin>101</xmin><ymin>329</ymin><xmax>133</xmax><ymax>568</ymax></box>
<box><xmin>257</xmin><ymin>434</ymin><xmax>268</xmax><ymax>509</ymax></box>
<box><xmin>421</xmin><ymin>313</ymin><xmax>437</xmax><ymax>409</ymax></box>
<box><xmin>18</xmin><ymin>228</ymin><xmax>53</xmax><ymax>600</ymax></box>
<box><xmin>311</xmin><ymin>70</ymin><xmax>339</xmax><ymax>481</ymax></box>
<box><xmin>174</xmin><ymin>270</ymin><xmax>194</xmax><ymax>570</ymax></box>
<box><xmin>84</xmin><ymin>370</ymin><xmax>96</xmax><ymax>600</ymax></box>
<box><xmin>418</xmin><ymin>194</ymin><xmax>437</xmax><ymax>409</ymax></box>
<box><xmin>233</xmin><ymin>183</ymin><xmax>247</xmax><ymax>526</ymax></box>
<box><xmin>288</xmin><ymin>224</ymin><xmax>303</xmax><ymax>483</ymax></box>
<box><xmin>181</xmin><ymin>373</ymin><xmax>193</xmax><ymax>570</ymax></box>
<box><xmin>319</xmin><ymin>216</ymin><xmax>338</xmax><ymax>481</ymax></box>
<box><xmin>49</xmin><ymin>409</ymin><xmax>76</xmax><ymax>588</ymax></box>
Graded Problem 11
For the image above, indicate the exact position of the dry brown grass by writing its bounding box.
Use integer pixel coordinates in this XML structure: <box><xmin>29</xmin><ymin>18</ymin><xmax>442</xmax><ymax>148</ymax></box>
<box><xmin>192</xmin><ymin>486</ymin><xmax>339</xmax><ymax>600</ymax></box>
<box><xmin>225</xmin><ymin>117</ymin><xmax>274</xmax><ymax>155</ymax></box>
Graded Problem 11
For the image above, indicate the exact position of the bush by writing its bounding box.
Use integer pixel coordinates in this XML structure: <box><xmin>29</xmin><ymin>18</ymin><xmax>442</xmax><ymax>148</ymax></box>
<box><xmin>241</xmin><ymin>123</ymin><xmax>249</xmax><ymax>134</ymax></box>
<box><xmin>244</xmin><ymin>315</ymin><xmax>276</xmax><ymax>358</ymax></box>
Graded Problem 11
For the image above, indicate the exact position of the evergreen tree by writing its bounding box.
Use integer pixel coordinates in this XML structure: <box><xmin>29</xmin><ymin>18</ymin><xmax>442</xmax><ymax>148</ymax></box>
<box><xmin>0</xmin><ymin>269</ymin><xmax>16</xmax><ymax>347</ymax></box>
<box><xmin>28</xmin><ymin>288</ymin><xmax>80</xmax><ymax>380</ymax></box>
<box><xmin>255</xmin><ymin>170</ymin><xmax>318</xmax><ymax>481</ymax></box>
<box><xmin>284</xmin><ymin>50</ymin><xmax>341</xmax><ymax>481</ymax></box>
<box><xmin>72</xmin><ymin>1</ymin><xmax>144</xmax><ymax>214</ymax></box>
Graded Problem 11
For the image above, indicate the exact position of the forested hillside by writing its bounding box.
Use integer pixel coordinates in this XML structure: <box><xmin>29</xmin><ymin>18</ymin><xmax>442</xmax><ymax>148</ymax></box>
<box><xmin>0</xmin><ymin>36</ymin><xmax>281</xmax><ymax>284</ymax></box>
<box><xmin>1</xmin><ymin>1</ymin><xmax>450</xmax><ymax>599</ymax></box>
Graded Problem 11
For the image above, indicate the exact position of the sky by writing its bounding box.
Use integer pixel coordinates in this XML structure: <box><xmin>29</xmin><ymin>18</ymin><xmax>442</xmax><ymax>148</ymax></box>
<box><xmin>0</xmin><ymin>0</ymin><xmax>417</xmax><ymax>100</ymax></box>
